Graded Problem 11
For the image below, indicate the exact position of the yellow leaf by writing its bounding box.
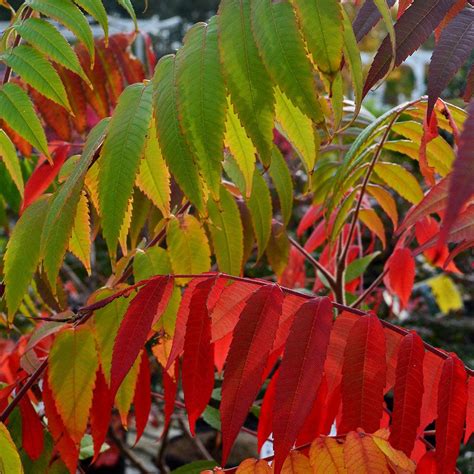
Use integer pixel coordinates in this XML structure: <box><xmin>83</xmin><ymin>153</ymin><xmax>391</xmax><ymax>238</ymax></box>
<box><xmin>428</xmin><ymin>275</ymin><xmax>463</xmax><ymax>314</ymax></box>
<box><xmin>374</xmin><ymin>162</ymin><xmax>423</xmax><ymax>204</ymax></box>
<box><xmin>235</xmin><ymin>458</ymin><xmax>272</xmax><ymax>474</ymax></box>
<box><xmin>359</xmin><ymin>208</ymin><xmax>386</xmax><ymax>248</ymax></box>
<box><xmin>310</xmin><ymin>437</ymin><xmax>347</xmax><ymax>473</ymax></box>
<box><xmin>371</xmin><ymin>433</ymin><xmax>416</xmax><ymax>473</ymax></box>
<box><xmin>115</xmin><ymin>351</ymin><xmax>141</xmax><ymax>428</ymax></box>
<box><xmin>68</xmin><ymin>192</ymin><xmax>91</xmax><ymax>274</ymax></box>
<box><xmin>0</xmin><ymin>422</ymin><xmax>23</xmax><ymax>474</ymax></box>
<box><xmin>48</xmin><ymin>325</ymin><xmax>99</xmax><ymax>443</ymax></box>
<box><xmin>166</xmin><ymin>214</ymin><xmax>211</xmax><ymax>284</ymax></box>
<box><xmin>118</xmin><ymin>195</ymin><xmax>133</xmax><ymax>256</ymax></box>
<box><xmin>224</xmin><ymin>97</ymin><xmax>256</xmax><ymax>198</ymax></box>
<box><xmin>344</xmin><ymin>431</ymin><xmax>390</xmax><ymax>473</ymax></box>
<box><xmin>136</xmin><ymin>119</ymin><xmax>171</xmax><ymax>217</ymax></box>
<box><xmin>281</xmin><ymin>451</ymin><xmax>312</xmax><ymax>473</ymax></box>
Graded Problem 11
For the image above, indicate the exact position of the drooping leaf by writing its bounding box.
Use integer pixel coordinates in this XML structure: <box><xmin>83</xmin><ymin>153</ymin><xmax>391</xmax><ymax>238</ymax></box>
<box><xmin>0</xmin><ymin>129</ymin><xmax>23</xmax><ymax>197</ymax></box>
<box><xmin>367</xmin><ymin>185</ymin><xmax>398</xmax><ymax>228</ymax></box>
<box><xmin>428</xmin><ymin>275</ymin><xmax>463</xmax><ymax>314</ymax></box>
<box><xmin>340</xmin><ymin>314</ymin><xmax>387</xmax><ymax>434</ymax></box>
<box><xmin>99</xmin><ymin>82</ymin><xmax>153</xmax><ymax>255</ymax></box>
<box><xmin>218</xmin><ymin>0</ymin><xmax>274</xmax><ymax>166</ymax></box>
<box><xmin>182</xmin><ymin>278</ymin><xmax>217</xmax><ymax>434</ymax></box>
<box><xmin>464</xmin><ymin>376</ymin><xmax>474</xmax><ymax>444</ymax></box>
<box><xmin>364</xmin><ymin>0</ymin><xmax>457</xmax><ymax>96</ymax></box>
<box><xmin>19</xmin><ymin>396</ymin><xmax>44</xmax><ymax>461</ymax></box>
<box><xmin>220</xmin><ymin>284</ymin><xmax>284</xmax><ymax>465</ymax></box>
<box><xmin>207</xmin><ymin>186</ymin><xmax>244</xmax><ymax>275</ymax></box>
<box><xmin>110</xmin><ymin>277</ymin><xmax>173</xmax><ymax>396</ymax></box>
<box><xmin>115</xmin><ymin>352</ymin><xmax>141</xmax><ymax>427</ymax></box>
<box><xmin>48</xmin><ymin>325</ymin><xmax>99</xmax><ymax>443</ymax></box>
<box><xmin>389</xmin><ymin>332</ymin><xmax>425</xmax><ymax>456</ymax></box>
<box><xmin>0</xmin><ymin>82</ymin><xmax>49</xmax><ymax>158</ymax></box>
<box><xmin>427</xmin><ymin>7</ymin><xmax>474</xmax><ymax>119</ymax></box>
<box><xmin>27</xmin><ymin>0</ymin><xmax>95</xmax><ymax>60</ymax></box>
<box><xmin>4</xmin><ymin>196</ymin><xmax>49</xmax><ymax>320</ymax></box>
<box><xmin>90</xmin><ymin>367</ymin><xmax>112</xmax><ymax>461</ymax></box>
<box><xmin>117</xmin><ymin>0</ymin><xmax>137</xmax><ymax>30</ymax></box>
<box><xmin>153</xmin><ymin>55</ymin><xmax>205</xmax><ymax>213</ymax></box>
<box><xmin>359</xmin><ymin>208</ymin><xmax>386</xmax><ymax>248</ymax></box>
<box><xmin>1</xmin><ymin>45</ymin><xmax>71</xmax><ymax>110</ymax></box>
<box><xmin>274</xmin><ymin>87</ymin><xmax>320</xmax><ymax>175</ymax></box>
<box><xmin>383</xmin><ymin>247</ymin><xmax>415</xmax><ymax>308</ymax></box>
<box><xmin>133</xmin><ymin>351</ymin><xmax>151</xmax><ymax>444</ymax></box>
<box><xmin>0</xmin><ymin>422</ymin><xmax>23</xmax><ymax>474</ymax></box>
<box><xmin>273</xmin><ymin>297</ymin><xmax>333</xmax><ymax>473</ymax></box>
<box><xmin>68</xmin><ymin>192</ymin><xmax>91</xmax><ymax>274</ymax></box>
<box><xmin>440</xmin><ymin>99</ymin><xmax>474</xmax><ymax>245</ymax></box>
<box><xmin>167</xmin><ymin>214</ymin><xmax>211</xmax><ymax>282</ymax></box>
<box><xmin>436</xmin><ymin>355</ymin><xmax>468</xmax><ymax>474</ymax></box>
<box><xmin>291</xmin><ymin>0</ymin><xmax>343</xmax><ymax>77</ymax></box>
<box><xmin>353</xmin><ymin>0</ymin><xmax>396</xmax><ymax>42</ymax></box>
<box><xmin>281</xmin><ymin>451</ymin><xmax>312</xmax><ymax>473</ymax></box>
<box><xmin>235</xmin><ymin>459</ymin><xmax>272</xmax><ymax>474</ymax></box>
<box><xmin>344</xmin><ymin>431</ymin><xmax>390</xmax><ymax>472</ymax></box>
<box><xmin>176</xmin><ymin>17</ymin><xmax>226</xmax><ymax>200</ymax></box>
<box><xmin>40</xmin><ymin>120</ymin><xmax>108</xmax><ymax>285</ymax></box>
<box><xmin>247</xmin><ymin>170</ymin><xmax>273</xmax><ymax>258</ymax></box>
<box><xmin>74</xmin><ymin>0</ymin><xmax>108</xmax><ymax>41</ymax></box>
<box><xmin>345</xmin><ymin>252</ymin><xmax>381</xmax><ymax>283</ymax></box>
<box><xmin>251</xmin><ymin>0</ymin><xmax>322</xmax><ymax>121</ymax></box>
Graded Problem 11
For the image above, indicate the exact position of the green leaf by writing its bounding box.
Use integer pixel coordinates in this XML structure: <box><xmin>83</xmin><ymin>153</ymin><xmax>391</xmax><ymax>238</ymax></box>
<box><xmin>247</xmin><ymin>170</ymin><xmax>272</xmax><ymax>258</ymax></box>
<box><xmin>99</xmin><ymin>83</ymin><xmax>153</xmax><ymax>255</ymax></box>
<box><xmin>372</xmin><ymin>0</ymin><xmax>396</xmax><ymax>72</ymax></box>
<box><xmin>26</xmin><ymin>0</ymin><xmax>95</xmax><ymax>60</ymax></box>
<box><xmin>266</xmin><ymin>221</ymin><xmax>290</xmax><ymax>276</ymax></box>
<box><xmin>4</xmin><ymin>196</ymin><xmax>50</xmax><ymax>320</ymax></box>
<box><xmin>176</xmin><ymin>17</ymin><xmax>226</xmax><ymax>201</ymax></box>
<box><xmin>275</xmin><ymin>86</ymin><xmax>319</xmax><ymax>174</ymax></box>
<box><xmin>203</xmin><ymin>405</ymin><xmax>221</xmax><ymax>430</ymax></box>
<box><xmin>269</xmin><ymin>145</ymin><xmax>293</xmax><ymax>226</ymax></box>
<box><xmin>345</xmin><ymin>252</ymin><xmax>381</xmax><ymax>283</ymax></box>
<box><xmin>68</xmin><ymin>192</ymin><xmax>91</xmax><ymax>274</ymax></box>
<box><xmin>0</xmin><ymin>129</ymin><xmax>23</xmax><ymax>197</ymax></box>
<box><xmin>374</xmin><ymin>162</ymin><xmax>424</xmax><ymax>204</ymax></box>
<box><xmin>251</xmin><ymin>0</ymin><xmax>322</xmax><ymax>122</ymax></box>
<box><xmin>41</xmin><ymin>119</ymin><xmax>108</xmax><ymax>285</ymax></box>
<box><xmin>74</xmin><ymin>0</ymin><xmax>108</xmax><ymax>42</ymax></box>
<box><xmin>136</xmin><ymin>118</ymin><xmax>170</xmax><ymax>218</ymax></box>
<box><xmin>170</xmin><ymin>461</ymin><xmax>218</xmax><ymax>474</ymax></box>
<box><xmin>0</xmin><ymin>422</ymin><xmax>23</xmax><ymax>474</ymax></box>
<box><xmin>134</xmin><ymin>246</ymin><xmax>172</xmax><ymax>282</ymax></box>
<box><xmin>207</xmin><ymin>186</ymin><xmax>244</xmax><ymax>275</ymax></box>
<box><xmin>1</xmin><ymin>44</ymin><xmax>71</xmax><ymax>111</ymax></box>
<box><xmin>291</xmin><ymin>0</ymin><xmax>343</xmax><ymax>76</ymax></box>
<box><xmin>224</xmin><ymin>97</ymin><xmax>256</xmax><ymax>198</ymax></box>
<box><xmin>14</xmin><ymin>18</ymin><xmax>89</xmax><ymax>83</ymax></box>
<box><xmin>153</xmin><ymin>55</ymin><xmax>205</xmax><ymax>214</ymax></box>
<box><xmin>117</xmin><ymin>0</ymin><xmax>137</xmax><ymax>30</ymax></box>
<box><xmin>218</xmin><ymin>0</ymin><xmax>274</xmax><ymax>166</ymax></box>
<box><xmin>48</xmin><ymin>326</ymin><xmax>99</xmax><ymax>443</ymax></box>
<box><xmin>166</xmin><ymin>214</ymin><xmax>211</xmax><ymax>282</ymax></box>
<box><xmin>0</xmin><ymin>83</ymin><xmax>49</xmax><ymax>158</ymax></box>
<box><xmin>341</xmin><ymin>6</ymin><xmax>363</xmax><ymax>112</ymax></box>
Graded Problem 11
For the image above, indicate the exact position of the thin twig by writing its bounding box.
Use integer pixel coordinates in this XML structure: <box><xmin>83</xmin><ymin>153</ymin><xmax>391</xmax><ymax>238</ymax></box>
<box><xmin>351</xmin><ymin>269</ymin><xmax>389</xmax><ymax>308</ymax></box>
<box><xmin>177</xmin><ymin>416</ymin><xmax>214</xmax><ymax>461</ymax></box>
<box><xmin>108</xmin><ymin>426</ymin><xmax>150</xmax><ymax>474</ymax></box>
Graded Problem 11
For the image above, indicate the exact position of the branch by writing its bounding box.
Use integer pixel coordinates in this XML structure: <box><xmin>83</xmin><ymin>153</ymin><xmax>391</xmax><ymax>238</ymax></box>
<box><xmin>108</xmin><ymin>426</ymin><xmax>150</xmax><ymax>474</ymax></box>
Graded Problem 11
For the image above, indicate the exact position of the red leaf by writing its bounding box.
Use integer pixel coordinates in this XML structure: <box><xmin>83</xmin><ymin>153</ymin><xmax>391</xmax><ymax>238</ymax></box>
<box><xmin>464</xmin><ymin>376</ymin><xmax>474</xmax><ymax>444</ymax></box>
<box><xmin>90</xmin><ymin>367</ymin><xmax>112</xmax><ymax>461</ymax></box>
<box><xmin>419</xmin><ymin>113</ymin><xmax>438</xmax><ymax>185</ymax></box>
<box><xmin>416</xmin><ymin>451</ymin><xmax>437</xmax><ymax>473</ymax></box>
<box><xmin>133</xmin><ymin>352</ymin><xmax>151</xmax><ymax>445</ymax></box>
<box><xmin>42</xmin><ymin>373</ymin><xmax>79</xmax><ymax>474</ymax></box>
<box><xmin>21</xmin><ymin>145</ymin><xmax>69</xmax><ymax>213</ymax></box>
<box><xmin>182</xmin><ymin>278</ymin><xmax>217</xmax><ymax>435</ymax></box>
<box><xmin>389</xmin><ymin>332</ymin><xmax>425</xmax><ymax>456</ymax></box>
<box><xmin>272</xmin><ymin>297</ymin><xmax>333</xmax><ymax>473</ymax></box>
<box><xmin>19</xmin><ymin>396</ymin><xmax>44</xmax><ymax>460</ymax></box>
<box><xmin>353</xmin><ymin>0</ymin><xmax>397</xmax><ymax>42</ymax></box>
<box><xmin>436</xmin><ymin>355</ymin><xmax>468</xmax><ymax>474</ymax></box>
<box><xmin>464</xmin><ymin>63</ymin><xmax>474</xmax><ymax>102</ymax></box>
<box><xmin>295</xmin><ymin>375</ymin><xmax>328</xmax><ymax>445</ymax></box>
<box><xmin>111</xmin><ymin>276</ymin><xmax>173</xmax><ymax>397</ymax></box>
<box><xmin>220</xmin><ymin>284</ymin><xmax>284</xmax><ymax>465</ymax></box>
<box><xmin>440</xmin><ymin>99</ymin><xmax>474</xmax><ymax>245</ymax></box>
<box><xmin>418</xmin><ymin>351</ymin><xmax>444</xmax><ymax>434</ymax></box>
<box><xmin>428</xmin><ymin>7</ymin><xmax>474</xmax><ymax>119</ymax></box>
<box><xmin>163</xmin><ymin>362</ymin><xmax>179</xmax><ymax>434</ymax></box>
<box><xmin>364</xmin><ymin>0</ymin><xmax>457</xmax><ymax>96</ymax></box>
<box><xmin>166</xmin><ymin>278</ymin><xmax>201</xmax><ymax>370</ymax></box>
<box><xmin>257</xmin><ymin>370</ymin><xmax>279</xmax><ymax>452</ymax></box>
<box><xmin>435</xmin><ymin>0</ymin><xmax>467</xmax><ymax>40</ymax></box>
<box><xmin>384</xmin><ymin>328</ymin><xmax>404</xmax><ymax>392</ymax></box>
<box><xmin>398</xmin><ymin>0</ymin><xmax>414</xmax><ymax>18</ymax></box>
<box><xmin>339</xmin><ymin>314</ymin><xmax>387</xmax><ymax>434</ymax></box>
<box><xmin>214</xmin><ymin>332</ymin><xmax>232</xmax><ymax>374</ymax></box>
<box><xmin>383</xmin><ymin>248</ymin><xmax>415</xmax><ymax>308</ymax></box>
<box><xmin>296</xmin><ymin>204</ymin><xmax>322</xmax><ymax>237</ymax></box>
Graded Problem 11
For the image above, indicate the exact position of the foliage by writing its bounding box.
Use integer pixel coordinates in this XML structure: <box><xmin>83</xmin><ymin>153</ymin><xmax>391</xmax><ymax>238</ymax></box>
<box><xmin>0</xmin><ymin>0</ymin><xmax>473</xmax><ymax>473</ymax></box>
